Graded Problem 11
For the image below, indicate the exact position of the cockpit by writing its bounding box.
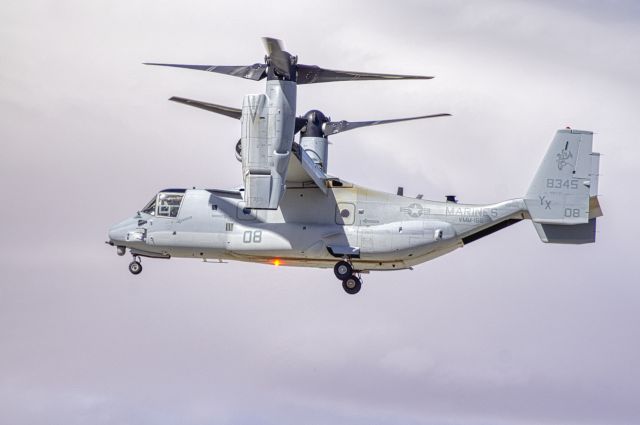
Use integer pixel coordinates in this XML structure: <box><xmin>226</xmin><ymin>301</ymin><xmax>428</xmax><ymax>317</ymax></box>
<box><xmin>140</xmin><ymin>189</ymin><xmax>185</xmax><ymax>218</ymax></box>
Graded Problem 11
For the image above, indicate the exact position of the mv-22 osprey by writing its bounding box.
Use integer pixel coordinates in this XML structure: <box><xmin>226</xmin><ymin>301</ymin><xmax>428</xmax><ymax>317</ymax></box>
<box><xmin>107</xmin><ymin>38</ymin><xmax>603</xmax><ymax>294</ymax></box>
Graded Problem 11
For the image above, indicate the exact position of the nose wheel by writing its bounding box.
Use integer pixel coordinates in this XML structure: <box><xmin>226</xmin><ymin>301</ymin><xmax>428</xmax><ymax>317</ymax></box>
<box><xmin>128</xmin><ymin>257</ymin><xmax>142</xmax><ymax>275</ymax></box>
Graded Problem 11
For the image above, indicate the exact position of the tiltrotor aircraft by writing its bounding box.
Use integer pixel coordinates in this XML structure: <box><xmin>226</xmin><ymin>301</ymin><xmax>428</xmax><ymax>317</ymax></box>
<box><xmin>107</xmin><ymin>38</ymin><xmax>603</xmax><ymax>294</ymax></box>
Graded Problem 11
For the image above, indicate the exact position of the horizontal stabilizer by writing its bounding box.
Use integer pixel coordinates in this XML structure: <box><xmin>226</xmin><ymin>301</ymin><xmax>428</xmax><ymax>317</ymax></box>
<box><xmin>533</xmin><ymin>219</ymin><xmax>597</xmax><ymax>244</ymax></box>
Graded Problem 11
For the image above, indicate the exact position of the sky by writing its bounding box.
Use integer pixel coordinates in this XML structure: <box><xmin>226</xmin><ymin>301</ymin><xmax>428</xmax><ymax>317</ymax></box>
<box><xmin>1</xmin><ymin>1</ymin><xmax>639</xmax><ymax>424</ymax></box>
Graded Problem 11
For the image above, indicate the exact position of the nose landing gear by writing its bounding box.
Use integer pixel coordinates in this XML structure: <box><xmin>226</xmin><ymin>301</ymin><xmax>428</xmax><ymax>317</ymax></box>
<box><xmin>128</xmin><ymin>257</ymin><xmax>142</xmax><ymax>275</ymax></box>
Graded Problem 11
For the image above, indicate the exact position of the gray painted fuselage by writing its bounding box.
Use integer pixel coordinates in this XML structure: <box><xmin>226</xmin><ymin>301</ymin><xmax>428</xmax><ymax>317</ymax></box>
<box><xmin>109</xmin><ymin>181</ymin><xmax>525</xmax><ymax>271</ymax></box>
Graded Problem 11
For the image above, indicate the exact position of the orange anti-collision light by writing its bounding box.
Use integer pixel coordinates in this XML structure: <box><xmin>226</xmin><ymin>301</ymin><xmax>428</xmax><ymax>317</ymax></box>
<box><xmin>272</xmin><ymin>259</ymin><xmax>282</xmax><ymax>266</ymax></box>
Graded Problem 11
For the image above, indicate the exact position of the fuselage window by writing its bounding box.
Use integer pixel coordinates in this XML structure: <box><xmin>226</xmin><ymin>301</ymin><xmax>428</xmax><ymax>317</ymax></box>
<box><xmin>141</xmin><ymin>197</ymin><xmax>156</xmax><ymax>216</ymax></box>
<box><xmin>157</xmin><ymin>193</ymin><xmax>184</xmax><ymax>218</ymax></box>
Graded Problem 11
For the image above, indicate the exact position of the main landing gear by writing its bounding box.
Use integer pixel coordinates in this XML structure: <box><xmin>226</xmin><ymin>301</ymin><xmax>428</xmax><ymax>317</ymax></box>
<box><xmin>334</xmin><ymin>260</ymin><xmax>353</xmax><ymax>280</ymax></box>
<box><xmin>334</xmin><ymin>259</ymin><xmax>362</xmax><ymax>294</ymax></box>
<box><xmin>342</xmin><ymin>275</ymin><xmax>362</xmax><ymax>295</ymax></box>
<box><xmin>128</xmin><ymin>256</ymin><xmax>142</xmax><ymax>275</ymax></box>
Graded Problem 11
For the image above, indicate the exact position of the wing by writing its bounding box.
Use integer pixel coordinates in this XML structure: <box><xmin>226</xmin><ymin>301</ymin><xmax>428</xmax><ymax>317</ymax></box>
<box><xmin>286</xmin><ymin>143</ymin><xmax>328</xmax><ymax>194</ymax></box>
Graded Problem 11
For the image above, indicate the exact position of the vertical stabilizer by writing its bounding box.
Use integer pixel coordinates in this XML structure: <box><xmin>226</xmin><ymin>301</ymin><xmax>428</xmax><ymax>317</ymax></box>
<box><xmin>525</xmin><ymin>129</ymin><xmax>601</xmax><ymax>244</ymax></box>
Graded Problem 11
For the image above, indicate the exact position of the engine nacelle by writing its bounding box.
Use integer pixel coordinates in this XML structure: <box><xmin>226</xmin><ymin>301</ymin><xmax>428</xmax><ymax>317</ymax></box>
<box><xmin>235</xmin><ymin>139</ymin><xmax>242</xmax><ymax>162</ymax></box>
<box><xmin>299</xmin><ymin>110</ymin><xmax>330</xmax><ymax>172</ymax></box>
<box><xmin>240</xmin><ymin>80</ymin><xmax>297</xmax><ymax>209</ymax></box>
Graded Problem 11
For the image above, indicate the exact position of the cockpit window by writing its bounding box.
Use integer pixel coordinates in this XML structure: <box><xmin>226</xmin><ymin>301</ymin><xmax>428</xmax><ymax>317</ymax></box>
<box><xmin>140</xmin><ymin>191</ymin><xmax>185</xmax><ymax>218</ymax></box>
<box><xmin>141</xmin><ymin>196</ymin><xmax>156</xmax><ymax>215</ymax></box>
<box><xmin>157</xmin><ymin>192</ymin><xmax>184</xmax><ymax>218</ymax></box>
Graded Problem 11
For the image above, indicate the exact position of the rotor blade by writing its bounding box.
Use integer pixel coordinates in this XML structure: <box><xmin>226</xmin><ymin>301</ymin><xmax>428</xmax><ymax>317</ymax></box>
<box><xmin>262</xmin><ymin>37</ymin><xmax>285</xmax><ymax>56</ymax></box>
<box><xmin>296</xmin><ymin>65</ymin><xmax>433</xmax><ymax>84</ymax></box>
<box><xmin>144</xmin><ymin>63</ymin><xmax>267</xmax><ymax>81</ymax></box>
<box><xmin>323</xmin><ymin>113</ymin><xmax>451</xmax><ymax>136</ymax></box>
<box><xmin>261</xmin><ymin>37</ymin><xmax>293</xmax><ymax>78</ymax></box>
<box><xmin>169</xmin><ymin>97</ymin><xmax>241</xmax><ymax>119</ymax></box>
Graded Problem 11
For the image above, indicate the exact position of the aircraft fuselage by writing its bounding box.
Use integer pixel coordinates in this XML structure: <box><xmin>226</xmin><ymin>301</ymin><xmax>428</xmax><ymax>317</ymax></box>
<box><xmin>108</xmin><ymin>180</ymin><xmax>526</xmax><ymax>272</ymax></box>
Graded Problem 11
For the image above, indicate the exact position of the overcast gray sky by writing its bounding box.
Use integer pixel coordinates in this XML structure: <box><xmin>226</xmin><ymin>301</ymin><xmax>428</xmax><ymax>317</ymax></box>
<box><xmin>1</xmin><ymin>1</ymin><xmax>639</xmax><ymax>424</ymax></box>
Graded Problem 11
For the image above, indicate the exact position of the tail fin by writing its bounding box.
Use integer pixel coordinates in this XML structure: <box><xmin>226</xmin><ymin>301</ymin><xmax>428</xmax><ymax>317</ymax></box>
<box><xmin>524</xmin><ymin>129</ymin><xmax>602</xmax><ymax>244</ymax></box>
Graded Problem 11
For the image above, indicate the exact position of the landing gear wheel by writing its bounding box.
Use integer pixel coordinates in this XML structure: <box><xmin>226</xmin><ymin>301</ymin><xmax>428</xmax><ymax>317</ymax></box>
<box><xmin>128</xmin><ymin>260</ymin><xmax>142</xmax><ymax>275</ymax></box>
<box><xmin>334</xmin><ymin>260</ymin><xmax>353</xmax><ymax>280</ymax></box>
<box><xmin>342</xmin><ymin>275</ymin><xmax>361</xmax><ymax>295</ymax></box>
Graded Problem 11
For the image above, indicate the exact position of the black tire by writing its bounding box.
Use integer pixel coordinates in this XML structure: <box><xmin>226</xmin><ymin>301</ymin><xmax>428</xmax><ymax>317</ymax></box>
<box><xmin>128</xmin><ymin>261</ymin><xmax>142</xmax><ymax>275</ymax></box>
<box><xmin>334</xmin><ymin>260</ymin><xmax>353</xmax><ymax>280</ymax></box>
<box><xmin>342</xmin><ymin>275</ymin><xmax>361</xmax><ymax>295</ymax></box>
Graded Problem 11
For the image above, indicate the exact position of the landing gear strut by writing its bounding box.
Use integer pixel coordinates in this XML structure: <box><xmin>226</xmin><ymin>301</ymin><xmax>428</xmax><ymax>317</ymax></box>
<box><xmin>129</xmin><ymin>257</ymin><xmax>142</xmax><ymax>275</ymax></box>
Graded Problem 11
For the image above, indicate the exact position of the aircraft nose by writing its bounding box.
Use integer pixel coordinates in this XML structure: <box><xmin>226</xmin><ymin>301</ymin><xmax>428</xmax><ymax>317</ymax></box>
<box><xmin>108</xmin><ymin>218</ymin><xmax>137</xmax><ymax>243</ymax></box>
<box><xmin>108</xmin><ymin>226</ymin><xmax>124</xmax><ymax>243</ymax></box>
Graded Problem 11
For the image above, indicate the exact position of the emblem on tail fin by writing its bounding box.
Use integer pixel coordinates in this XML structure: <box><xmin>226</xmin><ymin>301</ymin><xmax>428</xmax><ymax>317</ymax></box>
<box><xmin>556</xmin><ymin>149</ymin><xmax>574</xmax><ymax>170</ymax></box>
